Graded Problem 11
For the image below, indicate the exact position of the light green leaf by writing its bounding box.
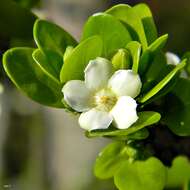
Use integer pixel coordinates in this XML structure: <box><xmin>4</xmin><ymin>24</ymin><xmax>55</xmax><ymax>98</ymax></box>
<box><xmin>126</xmin><ymin>41</ymin><xmax>141</xmax><ymax>73</ymax></box>
<box><xmin>139</xmin><ymin>59</ymin><xmax>186</xmax><ymax>103</ymax></box>
<box><xmin>32</xmin><ymin>49</ymin><xmax>63</xmax><ymax>83</ymax></box>
<box><xmin>3</xmin><ymin>48</ymin><xmax>63</xmax><ymax>108</ymax></box>
<box><xmin>164</xmin><ymin>78</ymin><xmax>190</xmax><ymax>136</ymax></box>
<box><xmin>166</xmin><ymin>156</ymin><xmax>190</xmax><ymax>188</ymax></box>
<box><xmin>86</xmin><ymin>111</ymin><xmax>161</xmax><ymax>138</ymax></box>
<box><xmin>60</xmin><ymin>36</ymin><xmax>103</xmax><ymax>83</ymax></box>
<box><xmin>106</xmin><ymin>4</ymin><xmax>157</xmax><ymax>51</ymax></box>
<box><xmin>94</xmin><ymin>141</ymin><xmax>128</xmax><ymax>179</ymax></box>
<box><xmin>81</xmin><ymin>13</ymin><xmax>132</xmax><ymax>57</ymax></box>
<box><xmin>139</xmin><ymin>34</ymin><xmax>168</xmax><ymax>75</ymax></box>
<box><xmin>114</xmin><ymin>157</ymin><xmax>166</xmax><ymax>190</ymax></box>
<box><xmin>182</xmin><ymin>52</ymin><xmax>190</xmax><ymax>77</ymax></box>
<box><xmin>111</xmin><ymin>49</ymin><xmax>131</xmax><ymax>70</ymax></box>
<box><xmin>33</xmin><ymin>19</ymin><xmax>77</xmax><ymax>56</ymax></box>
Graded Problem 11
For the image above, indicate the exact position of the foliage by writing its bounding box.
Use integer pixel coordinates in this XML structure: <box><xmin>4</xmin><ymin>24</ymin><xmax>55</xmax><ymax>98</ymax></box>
<box><xmin>2</xmin><ymin>3</ymin><xmax>190</xmax><ymax>190</ymax></box>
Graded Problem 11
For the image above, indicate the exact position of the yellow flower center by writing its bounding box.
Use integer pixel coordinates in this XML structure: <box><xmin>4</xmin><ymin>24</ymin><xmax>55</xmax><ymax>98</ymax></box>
<box><xmin>94</xmin><ymin>89</ymin><xmax>117</xmax><ymax>112</ymax></box>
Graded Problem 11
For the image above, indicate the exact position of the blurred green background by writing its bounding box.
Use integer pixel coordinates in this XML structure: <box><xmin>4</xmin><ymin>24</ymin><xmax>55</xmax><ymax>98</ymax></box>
<box><xmin>0</xmin><ymin>0</ymin><xmax>190</xmax><ymax>189</ymax></box>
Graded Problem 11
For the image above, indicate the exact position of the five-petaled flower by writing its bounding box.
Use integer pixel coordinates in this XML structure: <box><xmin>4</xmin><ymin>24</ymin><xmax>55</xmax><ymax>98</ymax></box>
<box><xmin>62</xmin><ymin>57</ymin><xmax>142</xmax><ymax>131</ymax></box>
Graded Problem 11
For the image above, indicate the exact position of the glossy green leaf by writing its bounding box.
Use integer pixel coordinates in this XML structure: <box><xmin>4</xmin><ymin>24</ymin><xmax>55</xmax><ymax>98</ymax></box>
<box><xmin>0</xmin><ymin>0</ymin><xmax>37</xmax><ymax>39</ymax></box>
<box><xmin>164</xmin><ymin>78</ymin><xmax>190</xmax><ymax>136</ymax></box>
<box><xmin>94</xmin><ymin>141</ymin><xmax>128</xmax><ymax>179</ymax></box>
<box><xmin>106</xmin><ymin>4</ymin><xmax>157</xmax><ymax>51</ymax></box>
<box><xmin>139</xmin><ymin>34</ymin><xmax>168</xmax><ymax>76</ymax></box>
<box><xmin>81</xmin><ymin>13</ymin><xmax>132</xmax><ymax>57</ymax></box>
<box><xmin>86</xmin><ymin>111</ymin><xmax>161</xmax><ymax>138</ymax></box>
<box><xmin>111</xmin><ymin>49</ymin><xmax>131</xmax><ymax>70</ymax></box>
<box><xmin>166</xmin><ymin>156</ymin><xmax>190</xmax><ymax>188</ymax></box>
<box><xmin>33</xmin><ymin>19</ymin><xmax>77</xmax><ymax>56</ymax></box>
<box><xmin>32</xmin><ymin>49</ymin><xmax>63</xmax><ymax>83</ymax></box>
<box><xmin>114</xmin><ymin>157</ymin><xmax>166</xmax><ymax>190</ymax></box>
<box><xmin>60</xmin><ymin>36</ymin><xmax>103</xmax><ymax>83</ymax></box>
<box><xmin>3</xmin><ymin>48</ymin><xmax>64</xmax><ymax>108</ymax></box>
<box><xmin>139</xmin><ymin>59</ymin><xmax>186</xmax><ymax>103</ymax></box>
<box><xmin>132</xmin><ymin>3</ymin><xmax>157</xmax><ymax>45</ymax></box>
<box><xmin>126</xmin><ymin>41</ymin><xmax>141</xmax><ymax>73</ymax></box>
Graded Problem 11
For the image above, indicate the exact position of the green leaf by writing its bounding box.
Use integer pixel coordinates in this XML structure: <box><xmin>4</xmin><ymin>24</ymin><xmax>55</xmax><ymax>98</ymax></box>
<box><xmin>32</xmin><ymin>49</ymin><xmax>63</xmax><ymax>83</ymax></box>
<box><xmin>86</xmin><ymin>111</ymin><xmax>161</xmax><ymax>138</ymax></box>
<box><xmin>111</xmin><ymin>49</ymin><xmax>131</xmax><ymax>70</ymax></box>
<box><xmin>132</xmin><ymin>3</ymin><xmax>157</xmax><ymax>45</ymax></box>
<box><xmin>139</xmin><ymin>59</ymin><xmax>186</xmax><ymax>103</ymax></box>
<box><xmin>0</xmin><ymin>0</ymin><xmax>37</xmax><ymax>39</ymax></box>
<box><xmin>139</xmin><ymin>34</ymin><xmax>168</xmax><ymax>76</ymax></box>
<box><xmin>165</xmin><ymin>156</ymin><xmax>190</xmax><ymax>188</ymax></box>
<box><xmin>114</xmin><ymin>157</ymin><xmax>166</xmax><ymax>190</ymax></box>
<box><xmin>182</xmin><ymin>51</ymin><xmax>190</xmax><ymax>77</ymax></box>
<box><xmin>60</xmin><ymin>36</ymin><xmax>103</xmax><ymax>83</ymax></box>
<box><xmin>94</xmin><ymin>141</ymin><xmax>128</xmax><ymax>179</ymax></box>
<box><xmin>3</xmin><ymin>48</ymin><xmax>64</xmax><ymax>108</ymax></box>
<box><xmin>126</xmin><ymin>41</ymin><xmax>141</xmax><ymax>73</ymax></box>
<box><xmin>81</xmin><ymin>13</ymin><xmax>132</xmax><ymax>57</ymax></box>
<box><xmin>33</xmin><ymin>19</ymin><xmax>77</xmax><ymax>56</ymax></box>
<box><xmin>106</xmin><ymin>4</ymin><xmax>157</xmax><ymax>51</ymax></box>
<box><xmin>164</xmin><ymin>78</ymin><xmax>190</xmax><ymax>136</ymax></box>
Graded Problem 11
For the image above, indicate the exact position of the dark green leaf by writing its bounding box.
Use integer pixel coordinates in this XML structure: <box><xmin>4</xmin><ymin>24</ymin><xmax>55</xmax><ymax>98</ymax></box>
<box><xmin>0</xmin><ymin>0</ymin><xmax>37</xmax><ymax>39</ymax></box>
<box><xmin>114</xmin><ymin>157</ymin><xmax>166</xmax><ymax>190</ymax></box>
<box><xmin>3</xmin><ymin>48</ymin><xmax>63</xmax><ymax>108</ymax></box>
<box><xmin>86</xmin><ymin>111</ymin><xmax>161</xmax><ymax>138</ymax></box>
<box><xmin>139</xmin><ymin>59</ymin><xmax>186</xmax><ymax>103</ymax></box>
<box><xmin>60</xmin><ymin>36</ymin><xmax>103</xmax><ymax>83</ymax></box>
<box><xmin>81</xmin><ymin>13</ymin><xmax>132</xmax><ymax>57</ymax></box>
<box><xmin>164</xmin><ymin>78</ymin><xmax>190</xmax><ymax>136</ymax></box>
<box><xmin>139</xmin><ymin>34</ymin><xmax>168</xmax><ymax>76</ymax></box>
<box><xmin>33</xmin><ymin>19</ymin><xmax>77</xmax><ymax>56</ymax></box>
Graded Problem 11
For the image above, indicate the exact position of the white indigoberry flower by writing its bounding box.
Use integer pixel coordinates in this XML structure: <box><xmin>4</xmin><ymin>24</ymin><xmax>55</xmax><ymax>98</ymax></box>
<box><xmin>62</xmin><ymin>57</ymin><xmax>142</xmax><ymax>131</ymax></box>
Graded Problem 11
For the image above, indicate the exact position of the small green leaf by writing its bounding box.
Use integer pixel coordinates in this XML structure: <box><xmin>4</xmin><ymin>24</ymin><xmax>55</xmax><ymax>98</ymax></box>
<box><xmin>94</xmin><ymin>141</ymin><xmax>127</xmax><ymax>179</ymax></box>
<box><xmin>114</xmin><ymin>157</ymin><xmax>166</xmax><ymax>190</ymax></box>
<box><xmin>126</xmin><ymin>41</ymin><xmax>141</xmax><ymax>73</ymax></box>
<box><xmin>139</xmin><ymin>34</ymin><xmax>168</xmax><ymax>75</ymax></box>
<box><xmin>139</xmin><ymin>59</ymin><xmax>186</xmax><ymax>103</ymax></box>
<box><xmin>106</xmin><ymin>4</ymin><xmax>157</xmax><ymax>51</ymax></box>
<box><xmin>165</xmin><ymin>156</ymin><xmax>190</xmax><ymax>188</ymax></box>
<box><xmin>33</xmin><ymin>19</ymin><xmax>77</xmax><ymax>56</ymax></box>
<box><xmin>82</xmin><ymin>13</ymin><xmax>132</xmax><ymax>57</ymax></box>
<box><xmin>86</xmin><ymin>111</ymin><xmax>161</xmax><ymax>138</ymax></box>
<box><xmin>182</xmin><ymin>51</ymin><xmax>190</xmax><ymax>77</ymax></box>
<box><xmin>60</xmin><ymin>36</ymin><xmax>103</xmax><ymax>83</ymax></box>
<box><xmin>3</xmin><ymin>48</ymin><xmax>64</xmax><ymax>108</ymax></box>
<box><xmin>111</xmin><ymin>49</ymin><xmax>131</xmax><ymax>70</ymax></box>
<box><xmin>32</xmin><ymin>49</ymin><xmax>63</xmax><ymax>83</ymax></box>
<box><xmin>164</xmin><ymin>78</ymin><xmax>190</xmax><ymax>136</ymax></box>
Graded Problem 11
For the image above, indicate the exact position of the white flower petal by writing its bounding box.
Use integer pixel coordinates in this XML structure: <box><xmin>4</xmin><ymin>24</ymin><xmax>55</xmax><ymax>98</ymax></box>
<box><xmin>62</xmin><ymin>80</ymin><xmax>92</xmax><ymax>112</ymax></box>
<box><xmin>111</xmin><ymin>96</ymin><xmax>138</xmax><ymax>129</ymax></box>
<box><xmin>166</xmin><ymin>52</ymin><xmax>180</xmax><ymax>66</ymax></box>
<box><xmin>85</xmin><ymin>57</ymin><xmax>113</xmax><ymax>91</ymax></box>
<box><xmin>108</xmin><ymin>70</ymin><xmax>142</xmax><ymax>98</ymax></box>
<box><xmin>79</xmin><ymin>108</ymin><xmax>113</xmax><ymax>131</ymax></box>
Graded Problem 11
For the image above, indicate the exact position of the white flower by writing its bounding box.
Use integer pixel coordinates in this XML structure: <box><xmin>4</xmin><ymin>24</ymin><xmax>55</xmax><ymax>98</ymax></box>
<box><xmin>62</xmin><ymin>57</ymin><xmax>142</xmax><ymax>131</ymax></box>
<box><xmin>166</xmin><ymin>52</ymin><xmax>180</xmax><ymax>66</ymax></box>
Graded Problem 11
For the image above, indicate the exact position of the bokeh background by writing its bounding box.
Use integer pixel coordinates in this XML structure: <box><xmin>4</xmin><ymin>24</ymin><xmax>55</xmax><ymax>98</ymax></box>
<box><xmin>0</xmin><ymin>0</ymin><xmax>190</xmax><ymax>189</ymax></box>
